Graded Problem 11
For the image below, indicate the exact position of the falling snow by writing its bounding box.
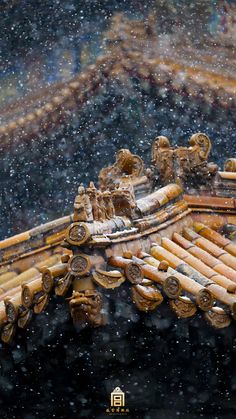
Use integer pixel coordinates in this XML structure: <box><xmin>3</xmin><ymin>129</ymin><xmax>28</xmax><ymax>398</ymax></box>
<box><xmin>0</xmin><ymin>1</ymin><xmax>236</xmax><ymax>418</ymax></box>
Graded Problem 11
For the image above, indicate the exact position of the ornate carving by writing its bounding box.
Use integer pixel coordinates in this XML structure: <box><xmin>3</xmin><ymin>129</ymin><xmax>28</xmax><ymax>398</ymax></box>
<box><xmin>69</xmin><ymin>289</ymin><xmax>105</xmax><ymax>328</ymax></box>
<box><xmin>224</xmin><ymin>158</ymin><xmax>236</xmax><ymax>172</ymax></box>
<box><xmin>102</xmin><ymin>190</ymin><xmax>115</xmax><ymax>219</ymax></box>
<box><xmin>196</xmin><ymin>288</ymin><xmax>214</xmax><ymax>311</ymax></box>
<box><xmin>73</xmin><ymin>184</ymin><xmax>93</xmax><ymax>222</ymax></box>
<box><xmin>5</xmin><ymin>301</ymin><xmax>18</xmax><ymax>323</ymax></box>
<box><xmin>151</xmin><ymin>136</ymin><xmax>174</xmax><ymax>185</ymax></box>
<box><xmin>111</xmin><ymin>182</ymin><xmax>137</xmax><ymax>218</ymax></box>
<box><xmin>33</xmin><ymin>294</ymin><xmax>50</xmax><ymax>314</ymax></box>
<box><xmin>68</xmin><ymin>254</ymin><xmax>91</xmax><ymax>277</ymax></box>
<box><xmin>169</xmin><ymin>296</ymin><xmax>197</xmax><ymax>318</ymax></box>
<box><xmin>92</xmin><ymin>269</ymin><xmax>125</xmax><ymax>289</ymax></box>
<box><xmin>99</xmin><ymin>148</ymin><xmax>144</xmax><ymax>191</ymax></box>
<box><xmin>189</xmin><ymin>132</ymin><xmax>212</xmax><ymax>160</ymax></box>
<box><xmin>18</xmin><ymin>310</ymin><xmax>33</xmax><ymax>329</ymax></box>
<box><xmin>131</xmin><ymin>284</ymin><xmax>163</xmax><ymax>311</ymax></box>
<box><xmin>3</xmin><ymin>131</ymin><xmax>236</xmax><ymax>344</ymax></box>
<box><xmin>66</xmin><ymin>222</ymin><xmax>91</xmax><ymax>245</ymax></box>
<box><xmin>22</xmin><ymin>287</ymin><xmax>31</xmax><ymax>308</ymax></box>
<box><xmin>42</xmin><ymin>263</ymin><xmax>68</xmax><ymax>293</ymax></box>
<box><xmin>55</xmin><ymin>272</ymin><xmax>74</xmax><ymax>297</ymax></box>
<box><xmin>152</xmin><ymin>133</ymin><xmax>218</xmax><ymax>188</ymax></box>
<box><xmin>205</xmin><ymin>307</ymin><xmax>231</xmax><ymax>329</ymax></box>
<box><xmin>87</xmin><ymin>182</ymin><xmax>104</xmax><ymax>221</ymax></box>
<box><xmin>1</xmin><ymin>323</ymin><xmax>16</xmax><ymax>344</ymax></box>
<box><xmin>42</xmin><ymin>271</ymin><xmax>54</xmax><ymax>293</ymax></box>
<box><xmin>124</xmin><ymin>262</ymin><xmax>144</xmax><ymax>284</ymax></box>
<box><xmin>163</xmin><ymin>276</ymin><xmax>182</xmax><ymax>299</ymax></box>
<box><xmin>96</xmin><ymin>191</ymin><xmax>106</xmax><ymax>221</ymax></box>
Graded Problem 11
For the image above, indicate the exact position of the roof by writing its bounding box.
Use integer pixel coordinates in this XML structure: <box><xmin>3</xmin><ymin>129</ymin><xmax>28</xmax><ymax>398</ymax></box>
<box><xmin>0</xmin><ymin>11</ymin><xmax>235</xmax><ymax>344</ymax></box>
<box><xmin>1</xmin><ymin>133</ymin><xmax>236</xmax><ymax>344</ymax></box>
<box><xmin>0</xmin><ymin>14</ymin><xmax>235</xmax><ymax>150</ymax></box>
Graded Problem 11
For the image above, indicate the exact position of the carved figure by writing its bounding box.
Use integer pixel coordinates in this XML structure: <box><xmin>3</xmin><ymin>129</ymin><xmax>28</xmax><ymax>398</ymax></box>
<box><xmin>69</xmin><ymin>290</ymin><xmax>105</xmax><ymax>328</ymax></box>
<box><xmin>97</xmin><ymin>191</ymin><xmax>106</xmax><ymax>221</ymax></box>
<box><xmin>152</xmin><ymin>133</ymin><xmax>218</xmax><ymax>188</ymax></box>
<box><xmin>73</xmin><ymin>184</ymin><xmax>92</xmax><ymax>222</ymax></box>
<box><xmin>112</xmin><ymin>181</ymin><xmax>137</xmax><ymax>218</ymax></box>
<box><xmin>151</xmin><ymin>136</ymin><xmax>174</xmax><ymax>184</ymax></box>
<box><xmin>99</xmin><ymin>148</ymin><xmax>144</xmax><ymax>191</ymax></box>
<box><xmin>102</xmin><ymin>190</ymin><xmax>115</xmax><ymax>219</ymax></box>
<box><xmin>86</xmin><ymin>182</ymin><xmax>103</xmax><ymax>222</ymax></box>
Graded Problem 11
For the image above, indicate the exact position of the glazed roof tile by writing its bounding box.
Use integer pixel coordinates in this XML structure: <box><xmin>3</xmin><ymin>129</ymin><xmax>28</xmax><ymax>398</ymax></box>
<box><xmin>0</xmin><ymin>202</ymin><xmax>236</xmax><ymax>344</ymax></box>
<box><xmin>0</xmin><ymin>15</ymin><xmax>235</xmax><ymax>149</ymax></box>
